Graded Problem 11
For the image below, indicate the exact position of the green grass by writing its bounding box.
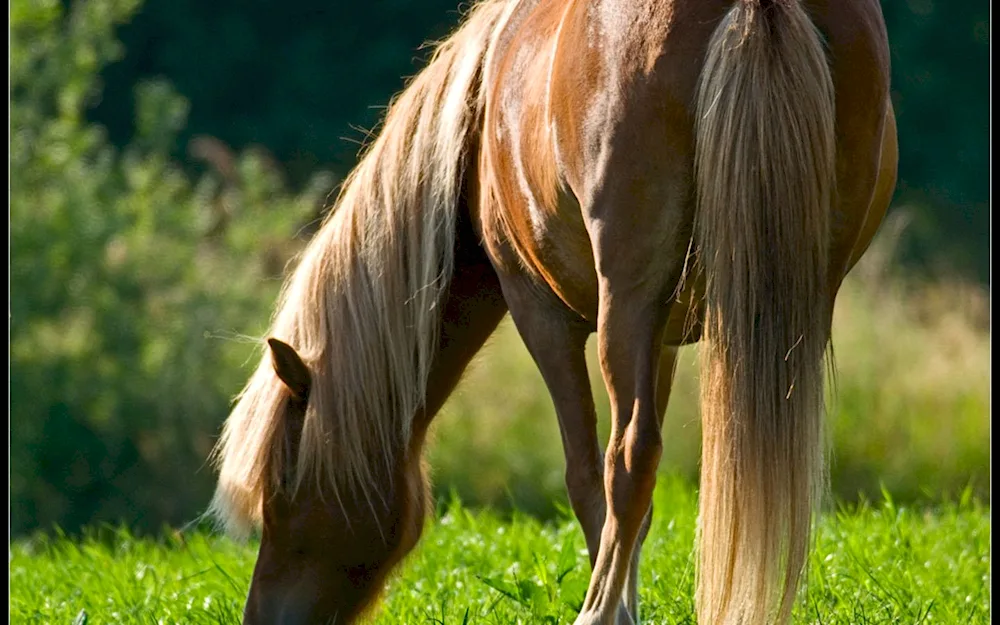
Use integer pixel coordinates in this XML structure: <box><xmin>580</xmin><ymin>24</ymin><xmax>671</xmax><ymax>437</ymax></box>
<box><xmin>11</xmin><ymin>479</ymin><xmax>990</xmax><ymax>624</ymax></box>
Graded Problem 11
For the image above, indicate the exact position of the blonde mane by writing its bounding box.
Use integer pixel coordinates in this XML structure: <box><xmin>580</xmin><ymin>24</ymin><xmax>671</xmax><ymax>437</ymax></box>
<box><xmin>209</xmin><ymin>0</ymin><xmax>509</xmax><ymax>538</ymax></box>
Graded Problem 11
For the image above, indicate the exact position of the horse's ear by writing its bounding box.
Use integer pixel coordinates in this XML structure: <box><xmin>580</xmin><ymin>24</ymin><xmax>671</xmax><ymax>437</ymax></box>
<box><xmin>267</xmin><ymin>338</ymin><xmax>311</xmax><ymax>401</ymax></box>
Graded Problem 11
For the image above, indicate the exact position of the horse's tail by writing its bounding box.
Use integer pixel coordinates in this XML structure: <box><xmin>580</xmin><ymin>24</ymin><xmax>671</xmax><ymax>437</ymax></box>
<box><xmin>693</xmin><ymin>1</ymin><xmax>835</xmax><ymax>623</ymax></box>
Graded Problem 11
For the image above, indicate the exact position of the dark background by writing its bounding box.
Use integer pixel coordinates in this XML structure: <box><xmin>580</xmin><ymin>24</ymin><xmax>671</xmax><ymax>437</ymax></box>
<box><xmin>90</xmin><ymin>0</ymin><xmax>989</xmax><ymax>280</ymax></box>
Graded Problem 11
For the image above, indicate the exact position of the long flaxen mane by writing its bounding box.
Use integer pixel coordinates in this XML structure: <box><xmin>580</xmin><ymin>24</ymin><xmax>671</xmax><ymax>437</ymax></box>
<box><xmin>209</xmin><ymin>0</ymin><xmax>509</xmax><ymax>538</ymax></box>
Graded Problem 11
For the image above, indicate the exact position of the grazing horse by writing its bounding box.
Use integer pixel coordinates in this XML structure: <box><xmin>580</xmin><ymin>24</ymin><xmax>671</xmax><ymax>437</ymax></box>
<box><xmin>210</xmin><ymin>0</ymin><xmax>897</xmax><ymax>623</ymax></box>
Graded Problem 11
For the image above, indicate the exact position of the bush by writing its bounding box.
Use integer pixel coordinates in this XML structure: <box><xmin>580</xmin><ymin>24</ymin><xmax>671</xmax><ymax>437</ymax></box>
<box><xmin>10</xmin><ymin>0</ymin><xmax>331</xmax><ymax>535</ymax></box>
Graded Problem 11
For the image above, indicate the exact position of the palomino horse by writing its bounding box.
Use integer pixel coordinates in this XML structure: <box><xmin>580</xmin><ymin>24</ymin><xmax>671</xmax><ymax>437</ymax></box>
<box><xmin>210</xmin><ymin>0</ymin><xmax>897</xmax><ymax>622</ymax></box>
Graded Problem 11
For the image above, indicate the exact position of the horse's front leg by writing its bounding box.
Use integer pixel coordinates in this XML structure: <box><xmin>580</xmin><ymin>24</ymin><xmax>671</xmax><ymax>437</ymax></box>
<box><xmin>496</xmin><ymin>270</ymin><xmax>613</xmax><ymax>582</ymax></box>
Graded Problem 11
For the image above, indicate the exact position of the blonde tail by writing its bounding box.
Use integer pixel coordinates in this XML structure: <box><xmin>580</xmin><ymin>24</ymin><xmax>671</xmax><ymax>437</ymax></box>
<box><xmin>694</xmin><ymin>1</ymin><xmax>835</xmax><ymax>623</ymax></box>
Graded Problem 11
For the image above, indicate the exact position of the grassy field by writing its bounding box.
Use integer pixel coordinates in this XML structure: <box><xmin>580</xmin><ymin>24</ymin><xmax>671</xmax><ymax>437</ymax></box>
<box><xmin>10</xmin><ymin>478</ymin><xmax>989</xmax><ymax>624</ymax></box>
<box><xmin>10</xmin><ymin>221</ymin><xmax>990</xmax><ymax>623</ymax></box>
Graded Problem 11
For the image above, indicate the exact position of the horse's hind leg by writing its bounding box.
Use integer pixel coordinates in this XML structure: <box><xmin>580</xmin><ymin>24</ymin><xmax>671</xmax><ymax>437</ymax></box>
<box><xmin>573</xmin><ymin>292</ymin><xmax>675</xmax><ymax>625</ymax></box>
<box><xmin>503</xmin><ymin>254</ymin><xmax>680</xmax><ymax>623</ymax></box>
<box><xmin>622</xmin><ymin>346</ymin><xmax>678</xmax><ymax>621</ymax></box>
<box><xmin>573</xmin><ymin>176</ymin><xmax>691</xmax><ymax>625</ymax></box>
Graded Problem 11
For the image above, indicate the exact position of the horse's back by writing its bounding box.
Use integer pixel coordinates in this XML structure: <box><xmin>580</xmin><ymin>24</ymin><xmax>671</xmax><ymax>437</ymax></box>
<box><xmin>478</xmin><ymin>0</ymin><xmax>896</xmax><ymax>334</ymax></box>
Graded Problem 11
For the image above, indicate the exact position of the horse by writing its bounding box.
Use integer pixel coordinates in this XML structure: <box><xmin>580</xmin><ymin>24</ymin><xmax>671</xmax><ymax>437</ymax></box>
<box><xmin>209</xmin><ymin>0</ymin><xmax>897</xmax><ymax>622</ymax></box>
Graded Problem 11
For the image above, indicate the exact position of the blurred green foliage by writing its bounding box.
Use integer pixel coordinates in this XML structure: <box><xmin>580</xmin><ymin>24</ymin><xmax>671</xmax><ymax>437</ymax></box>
<box><xmin>10</xmin><ymin>0</ymin><xmax>332</xmax><ymax>536</ymax></box>
<box><xmin>10</xmin><ymin>0</ymin><xmax>989</xmax><ymax>537</ymax></box>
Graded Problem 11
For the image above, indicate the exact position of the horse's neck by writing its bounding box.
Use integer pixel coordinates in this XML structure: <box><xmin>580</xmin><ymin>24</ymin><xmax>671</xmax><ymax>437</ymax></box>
<box><xmin>412</xmin><ymin>201</ymin><xmax>508</xmax><ymax>435</ymax></box>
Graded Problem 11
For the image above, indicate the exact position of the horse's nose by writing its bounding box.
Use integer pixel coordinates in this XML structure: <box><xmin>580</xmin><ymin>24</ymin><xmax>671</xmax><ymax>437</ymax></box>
<box><xmin>245</xmin><ymin>577</ymin><xmax>339</xmax><ymax>625</ymax></box>
<box><xmin>244</xmin><ymin>593</ymin><xmax>315</xmax><ymax>625</ymax></box>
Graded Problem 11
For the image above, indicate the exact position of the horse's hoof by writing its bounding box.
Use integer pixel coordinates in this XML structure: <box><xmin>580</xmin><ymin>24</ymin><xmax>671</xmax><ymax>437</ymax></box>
<box><xmin>617</xmin><ymin>602</ymin><xmax>637</xmax><ymax>625</ymax></box>
<box><xmin>572</xmin><ymin>603</ymin><xmax>635</xmax><ymax>625</ymax></box>
<box><xmin>572</xmin><ymin>612</ymin><xmax>603</xmax><ymax>625</ymax></box>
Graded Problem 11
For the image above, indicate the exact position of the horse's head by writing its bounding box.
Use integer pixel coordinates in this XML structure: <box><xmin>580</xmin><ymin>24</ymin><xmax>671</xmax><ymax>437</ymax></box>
<box><xmin>242</xmin><ymin>338</ymin><xmax>428</xmax><ymax>625</ymax></box>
